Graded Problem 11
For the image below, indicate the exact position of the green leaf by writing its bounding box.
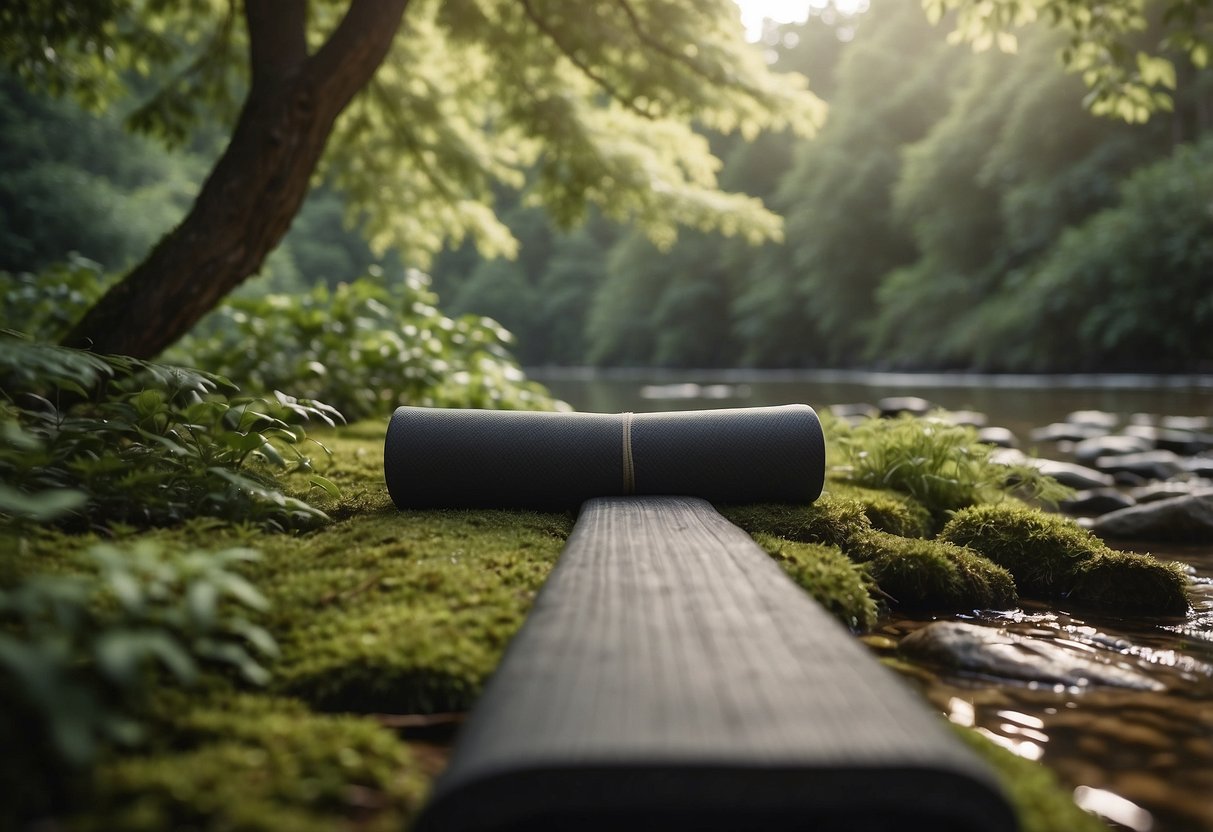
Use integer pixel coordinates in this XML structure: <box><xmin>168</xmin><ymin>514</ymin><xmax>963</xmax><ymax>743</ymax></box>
<box><xmin>308</xmin><ymin>475</ymin><xmax>341</xmax><ymax>498</ymax></box>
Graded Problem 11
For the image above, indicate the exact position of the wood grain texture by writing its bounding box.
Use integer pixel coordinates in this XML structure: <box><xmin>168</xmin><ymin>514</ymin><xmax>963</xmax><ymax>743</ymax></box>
<box><xmin>415</xmin><ymin>497</ymin><xmax>1016</xmax><ymax>832</ymax></box>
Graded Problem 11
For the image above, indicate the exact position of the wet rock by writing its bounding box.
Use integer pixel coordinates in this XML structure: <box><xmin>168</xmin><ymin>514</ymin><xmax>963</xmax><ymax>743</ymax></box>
<box><xmin>1092</xmin><ymin>491</ymin><xmax>1213</xmax><ymax>543</ymax></box>
<box><xmin>1131</xmin><ymin>481</ymin><xmax>1209</xmax><ymax>504</ymax></box>
<box><xmin>899</xmin><ymin>621</ymin><xmax>1165</xmax><ymax>691</ymax></box>
<box><xmin>1061</xmin><ymin>488</ymin><xmax>1136</xmax><ymax>516</ymax></box>
<box><xmin>1161</xmin><ymin>415</ymin><xmax>1211</xmax><ymax>432</ymax></box>
<box><xmin>1093</xmin><ymin>450</ymin><xmax>1185</xmax><ymax>481</ymax></box>
<box><xmin>1113</xmin><ymin>470</ymin><xmax>1149</xmax><ymax>487</ymax></box>
<box><xmin>1066</xmin><ymin>410</ymin><xmax>1120</xmax><ymax>430</ymax></box>
<box><xmin>1030</xmin><ymin>422</ymin><xmax>1108</xmax><ymax>443</ymax></box>
<box><xmin>977</xmin><ymin>426</ymin><xmax>1018</xmax><ymax>448</ymax></box>
<box><xmin>1073</xmin><ymin>434</ymin><xmax>1154</xmax><ymax>464</ymax></box>
<box><xmin>1184</xmin><ymin>457</ymin><xmax>1213</xmax><ymax>478</ymax></box>
<box><xmin>1024</xmin><ymin>457</ymin><xmax>1115</xmax><ymax>490</ymax></box>
<box><xmin>829</xmin><ymin>402</ymin><xmax>878</xmax><ymax>424</ymax></box>
<box><xmin>1123</xmin><ymin>424</ymin><xmax>1213</xmax><ymax>455</ymax></box>
<box><xmin>878</xmin><ymin>396</ymin><xmax>934</xmax><ymax>418</ymax></box>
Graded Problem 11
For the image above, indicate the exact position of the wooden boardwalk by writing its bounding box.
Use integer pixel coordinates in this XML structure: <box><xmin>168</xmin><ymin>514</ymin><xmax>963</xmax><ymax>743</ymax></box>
<box><xmin>416</xmin><ymin>496</ymin><xmax>1016</xmax><ymax>831</ymax></box>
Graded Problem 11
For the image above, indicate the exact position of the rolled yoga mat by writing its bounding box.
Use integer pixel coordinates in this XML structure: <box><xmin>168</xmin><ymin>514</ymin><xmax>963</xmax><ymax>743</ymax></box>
<box><xmin>384</xmin><ymin>404</ymin><xmax>826</xmax><ymax>510</ymax></box>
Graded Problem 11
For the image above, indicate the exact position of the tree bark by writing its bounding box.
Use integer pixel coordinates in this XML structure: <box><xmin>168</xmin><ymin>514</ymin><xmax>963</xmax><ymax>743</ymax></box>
<box><xmin>63</xmin><ymin>0</ymin><xmax>410</xmax><ymax>359</ymax></box>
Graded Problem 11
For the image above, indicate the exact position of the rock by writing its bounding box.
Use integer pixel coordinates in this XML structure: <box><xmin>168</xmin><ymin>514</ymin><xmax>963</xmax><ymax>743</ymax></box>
<box><xmin>1020</xmin><ymin>457</ymin><xmax>1115</xmax><ymax>490</ymax></box>
<box><xmin>1030</xmin><ymin>422</ymin><xmax>1108</xmax><ymax>443</ymax></box>
<box><xmin>1130</xmin><ymin>482</ymin><xmax>1209</xmax><ymax>504</ymax></box>
<box><xmin>1092</xmin><ymin>491</ymin><xmax>1213</xmax><ymax>543</ymax></box>
<box><xmin>1066</xmin><ymin>410</ymin><xmax>1120</xmax><ymax>430</ymax></box>
<box><xmin>899</xmin><ymin>621</ymin><xmax>1164</xmax><ymax>691</ymax></box>
<box><xmin>1060</xmin><ymin>488</ymin><xmax>1136</xmax><ymax>516</ymax></box>
<box><xmin>877</xmin><ymin>396</ymin><xmax>934</xmax><ymax>418</ymax></box>
<box><xmin>1124</xmin><ymin>424</ymin><xmax>1213</xmax><ymax>455</ymax></box>
<box><xmin>1093</xmin><ymin>450</ymin><xmax>1185</xmax><ymax>481</ymax></box>
<box><xmin>828</xmin><ymin>402</ymin><xmax>878</xmax><ymax>424</ymax></box>
<box><xmin>1072</xmin><ymin>434</ymin><xmax>1153</xmax><ymax>464</ymax></box>
<box><xmin>1185</xmin><ymin>457</ymin><xmax>1213</xmax><ymax>478</ymax></box>
<box><xmin>976</xmin><ymin>426</ymin><xmax>1018</xmax><ymax>448</ymax></box>
<box><xmin>1161</xmin><ymin>415</ymin><xmax>1211</xmax><ymax>432</ymax></box>
<box><xmin>1112</xmin><ymin>470</ymin><xmax>1149</xmax><ymax>487</ymax></box>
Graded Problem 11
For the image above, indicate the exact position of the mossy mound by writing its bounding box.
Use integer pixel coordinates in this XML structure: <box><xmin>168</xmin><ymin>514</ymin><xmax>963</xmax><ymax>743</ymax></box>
<box><xmin>752</xmin><ymin>534</ymin><xmax>878</xmax><ymax>630</ymax></box>
<box><xmin>939</xmin><ymin>504</ymin><xmax>1189</xmax><ymax>614</ymax></box>
<box><xmin>718</xmin><ymin>495</ymin><xmax>872</xmax><ymax>548</ymax></box>
<box><xmin>79</xmin><ymin>693</ymin><xmax>428</xmax><ymax>832</ymax></box>
<box><xmin>847</xmin><ymin>530</ymin><xmax>1016</xmax><ymax>612</ymax></box>
<box><xmin>257</xmin><ymin>505</ymin><xmax>572</xmax><ymax>713</ymax></box>
<box><xmin>823</xmin><ymin>482</ymin><xmax>933</xmax><ymax>538</ymax></box>
<box><xmin>1071</xmin><ymin>549</ymin><xmax>1190</xmax><ymax>616</ymax></box>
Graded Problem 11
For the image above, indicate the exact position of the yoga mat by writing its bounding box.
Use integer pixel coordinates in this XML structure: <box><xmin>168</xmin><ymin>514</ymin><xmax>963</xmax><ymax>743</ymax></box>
<box><xmin>384</xmin><ymin>404</ymin><xmax>825</xmax><ymax>510</ymax></box>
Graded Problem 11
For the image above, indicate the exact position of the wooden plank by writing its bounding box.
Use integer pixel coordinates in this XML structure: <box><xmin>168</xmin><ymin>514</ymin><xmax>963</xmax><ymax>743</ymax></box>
<box><xmin>415</xmin><ymin>496</ymin><xmax>1016</xmax><ymax>831</ymax></box>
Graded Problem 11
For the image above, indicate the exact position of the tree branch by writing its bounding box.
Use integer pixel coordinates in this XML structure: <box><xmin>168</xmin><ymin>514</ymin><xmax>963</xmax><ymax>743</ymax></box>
<box><xmin>517</xmin><ymin>0</ymin><xmax>655</xmax><ymax>119</ymax></box>
<box><xmin>309</xmin><ymin>0</ymin><xmax>411</xmax><ymax>110</ymax></box>
<box><xmin>612</xmin><ymin>0</ymin><xmax>744</xmax><ymax>91</ymax></box>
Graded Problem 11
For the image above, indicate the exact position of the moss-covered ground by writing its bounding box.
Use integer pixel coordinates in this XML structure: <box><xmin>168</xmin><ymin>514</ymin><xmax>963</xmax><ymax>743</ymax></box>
<box><xmin>4</xmin><ymin>422</ymin><xmax>1185</xmax><ymax>829</ymax></box>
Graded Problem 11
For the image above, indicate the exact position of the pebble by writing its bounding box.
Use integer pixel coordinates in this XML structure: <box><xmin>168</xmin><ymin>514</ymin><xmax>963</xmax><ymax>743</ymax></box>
<box><xmin>1060</xmin><ymin>488</ymin><xmax>1136</xmax><ymax>516</ymax></box>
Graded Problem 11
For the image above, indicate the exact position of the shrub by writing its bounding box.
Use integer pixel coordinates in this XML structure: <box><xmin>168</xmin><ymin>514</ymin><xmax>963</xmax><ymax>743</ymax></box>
<box><xmin>173</xmin><ymin>268</ymin><xmax>564</xmax><ymax>421</ymax></box>
<box><xmin>940</xmin><ymin>504</ymin><xmax>1189</xmax><ymax>613</ymax></box>
<box><xmin>0</xmin><ymin>254</ymin><xmax>109</xmax><ymax>341</ymax></box>
<box><xmin>0</xmin><ymin>540</ymin><xmax>277</xmax><ymax>824</ymax></box>
<box><xmin>0</xmin><ymin>332</ymin><xmax>336</xmax><ymax>531</ymax></box>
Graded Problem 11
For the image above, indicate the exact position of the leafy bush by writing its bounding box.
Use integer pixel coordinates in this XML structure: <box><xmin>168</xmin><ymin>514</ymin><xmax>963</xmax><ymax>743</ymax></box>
<box><xmin>0</xmin><ymin>254</ymin><xmax>109</xmax><ymax>341</ymax></box>
<box><xmin>830</xmin><ymin>415</ymin><xmax>1070</xmax><ymax>522</ymax></box>
<box><xmin>0</xmin><ymin>333</ymin><xmax>337</xmax><ymax>531</ymax></box>
<box><xmin>173</xmin><ymin>268</ymin><xmax>565</xmax><ymax>421</ymax></box>
<box><xmin>0</xmin><ymin>542</ymin><xmax>276</xmax><ymax>770</ymax></box>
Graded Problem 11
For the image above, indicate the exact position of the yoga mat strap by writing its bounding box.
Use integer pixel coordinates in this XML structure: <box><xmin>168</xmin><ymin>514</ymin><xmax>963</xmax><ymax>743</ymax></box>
<box><xmin>384</xmin><ymin>404</ymin><xmax>826</xmax><ymax>510</ymax></box>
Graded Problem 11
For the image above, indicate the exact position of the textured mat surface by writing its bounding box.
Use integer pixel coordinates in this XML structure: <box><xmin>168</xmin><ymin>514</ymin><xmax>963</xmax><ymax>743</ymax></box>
<box><xmin>384</xmin><ymin>405</ymin><xmax>825</xmax><ymax>510</ymax></box>
<box><xmin>414</xmin><ymin>497</ymin><xmax>1017</xmax><ymax>832</ymax></box>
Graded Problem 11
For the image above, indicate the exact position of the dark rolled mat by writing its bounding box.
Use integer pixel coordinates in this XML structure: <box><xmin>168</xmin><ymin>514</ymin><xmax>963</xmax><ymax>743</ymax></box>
<box><xmin>384</xmin><ymin>404</ymin><xmax>825</xmax><ymax>510</ymax></box>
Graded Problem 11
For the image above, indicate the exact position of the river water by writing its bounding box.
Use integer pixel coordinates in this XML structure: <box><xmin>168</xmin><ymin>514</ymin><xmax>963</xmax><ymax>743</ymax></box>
<box><xmin>529</xmin><ymin>368</ymin><xmax>1213</xmax><ymax>832</ymax></box>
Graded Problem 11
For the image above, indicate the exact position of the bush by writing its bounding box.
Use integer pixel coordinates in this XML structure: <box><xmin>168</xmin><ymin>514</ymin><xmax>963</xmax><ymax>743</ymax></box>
<box><xmin>0</xmin><ymin>333</ymin><xmax>336</xmax><ymax>532</ymax></box>
<box><xmin>0</xmin><ymin>540</ymin><xmax>277</xmax><ymax>828</ymax></box>
<box><xmin>173</xmin><ymin>268</ymin><xmax>564</xmax><ymax>421</ymax></box>
<box><xmin>0</xmin><ymin>254</ymin><xmax>110</xmax><ymax>340</ymax></box>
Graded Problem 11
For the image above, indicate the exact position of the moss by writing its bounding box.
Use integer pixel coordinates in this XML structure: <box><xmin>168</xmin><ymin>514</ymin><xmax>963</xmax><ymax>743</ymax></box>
<box><xmin>256</xmin><ymin>506</ymin><xmax>572</xmax><ymax>712</ymax></box>
<box><xmin>79</xmin><ymin>693</ymin><xmax>428</xmax><ymax>832</ymax></box>
<box><xmin>939</xmin><ymin>504</ymin><xmax>1189</xmax><ymax>614</ymax></box>
<box><xmin>952</xmin><ymin>725</ymin><xmax>1109</xmax><ymax>832</ymax></box>
<box><xmin>847</xmin><ymin>530</ymin><xmax>1017</xmax><ymax>612</ymax></box>
<box><xmin>823</xmin><ymin>481</ymin><xmax>933</xmax><ymax>538</ymax></box>
<box><xmin>718</xmin><ymin>495</ymin><xmax>873</xmax><ymax>548</ymax></box>
<box><xmin>1071</xmin><ymin>549</ymin><xmax>1190</xmax><ymax>616</ymax></box>
<box><xmin>751</xmin><ymin>534</ymin><xmax>878</xmax><ymax>631</ymax></box>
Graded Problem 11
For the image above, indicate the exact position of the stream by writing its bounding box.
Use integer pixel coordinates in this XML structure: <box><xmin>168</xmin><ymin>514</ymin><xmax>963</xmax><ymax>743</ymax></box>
<box><xmin>529</xmin><ymin>368</ymin><xmax>1213</xmax><ymax>831</ymax></box>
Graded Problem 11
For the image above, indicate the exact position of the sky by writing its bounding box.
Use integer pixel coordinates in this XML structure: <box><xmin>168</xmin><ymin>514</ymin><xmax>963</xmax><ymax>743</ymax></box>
<box><xmin>735</xmin><ymin>0</ymin><xmax>871</xmax><ymax>40</ymax></box>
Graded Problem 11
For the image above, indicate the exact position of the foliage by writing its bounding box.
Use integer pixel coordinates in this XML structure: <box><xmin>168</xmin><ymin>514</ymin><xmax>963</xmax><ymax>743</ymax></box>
<box><xmin>940</xmin><ymin>503</ymin><xmax>1190</xmax><ymax>613</ymax></box>
<box><xmin>0</xmin><ymin>333</ymin><xmax>335</xmax><ymax>532</ymax></box>
<box><xmin>0</xmin><ymin>254</ymin><xmax>110</xmax><ymax>341</ymax></box>
<box><xmin>173</xmin><ymin>269</ymin><xmax>564</xmax><ymax>421</ymax></box>
<box><xmin>924</xmin><ymin>0</ymin><xmax>1213</xmax><ymax>122</ymax></box>
<box><xmin>975</xmin><ymin>136</ymin><xmax>1213</xmax><ymax>371</ymax></box>
<box><xmin>1</xmin><ymin>0</ymin><xmax>825</xmax><ymax>270</ymax></box>
<box><xmin>0</xmin><ymin>542</ymin><xmax>275</xmax><ymax>770</ymax></box>
<box><xmin>830</xmin><ymin>416</ymin><xmax>1072</xmax><ymax>522</ymax></box>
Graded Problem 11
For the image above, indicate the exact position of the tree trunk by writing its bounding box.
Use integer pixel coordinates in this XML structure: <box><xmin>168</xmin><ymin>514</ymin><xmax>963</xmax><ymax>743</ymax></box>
<box><xmin>63</xmin><ymin>0</ymin><xmax>410</xmax><ymax>359</ymax></box>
